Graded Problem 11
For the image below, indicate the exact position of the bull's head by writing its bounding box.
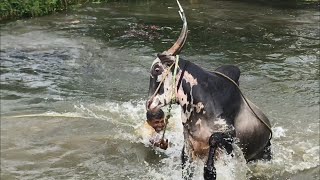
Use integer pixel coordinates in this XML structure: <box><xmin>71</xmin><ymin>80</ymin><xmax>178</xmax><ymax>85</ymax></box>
<box><xmin>146</xmin><ymin>0</ymin><xmax>188</xmax><ymax>112</ymax></box>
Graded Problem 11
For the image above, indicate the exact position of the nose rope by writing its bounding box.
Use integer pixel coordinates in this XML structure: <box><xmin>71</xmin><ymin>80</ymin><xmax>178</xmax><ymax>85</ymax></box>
<box><xmin>161</xmin><ymin>55</ymin><xmax>180</xmax><ymax>141</ymax></box>
<box><xmin>171</xmin><ymin>55</ymin><xmax>180</xmax><ymax>104</ymax></box>
<box><xmin>148</xmin><ymin>56</ymin><xmax>180</xmax><ymax>144</ymax></box>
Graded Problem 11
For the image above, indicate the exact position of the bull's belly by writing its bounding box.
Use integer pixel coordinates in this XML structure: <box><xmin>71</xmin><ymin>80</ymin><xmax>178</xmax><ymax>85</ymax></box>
<box><xmin>188</xmin><ymin>136</ymin><xmax>210</xmax><ymax>160</ymax></box>
<box><xmin>187</xmin><ymin>136</ymin><xmax>228</xmax><ymax>161</ymax></box>
<box><xmin>185</xmin><ymin>118</ymin><xmax>231</xmax><ymax>160</ymax></box>
<box><xmin>187</xmin><ymin>130</ymin><xmax>269</xmax><ymax>161</ymax></box>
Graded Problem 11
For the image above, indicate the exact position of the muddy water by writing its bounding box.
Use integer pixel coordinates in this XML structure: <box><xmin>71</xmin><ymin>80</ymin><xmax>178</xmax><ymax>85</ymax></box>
<box><xmin>1</xmin><ymin>0</ymin><xmax>319</xmax><ymax>179</ymax></box>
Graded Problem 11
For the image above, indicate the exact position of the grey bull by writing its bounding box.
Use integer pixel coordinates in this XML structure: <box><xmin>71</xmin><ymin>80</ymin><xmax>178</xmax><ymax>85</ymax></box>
<box><xmin>146</xmin><ymin>1</ymin><xmax>272</xmax><ymax>179</ymax></box>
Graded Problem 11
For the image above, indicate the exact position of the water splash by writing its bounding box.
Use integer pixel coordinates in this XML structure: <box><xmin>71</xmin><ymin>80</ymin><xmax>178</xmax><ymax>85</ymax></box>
<box><xmin>4</xmin><ymin>100</ymin><xmax>319</xmax><ymax>179</ymax></box>
<box><xmin>248</xmin><ymin>126</ymin><xmax>319</xmax><ymax>179</ymax></box>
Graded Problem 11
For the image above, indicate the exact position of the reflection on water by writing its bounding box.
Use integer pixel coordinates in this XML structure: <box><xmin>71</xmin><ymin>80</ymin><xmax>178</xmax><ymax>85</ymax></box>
<box><xmin>1</xmin><ymin>0</ymin><xmax>319</xmax><ymax>179</ymax></box>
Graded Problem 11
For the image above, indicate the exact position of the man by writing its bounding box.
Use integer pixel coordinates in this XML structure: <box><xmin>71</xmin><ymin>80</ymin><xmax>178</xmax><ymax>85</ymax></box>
<box><xmin>144</xmin><ymin>109</ymin><xmax>169</xmax><ymax>150</ymax></box>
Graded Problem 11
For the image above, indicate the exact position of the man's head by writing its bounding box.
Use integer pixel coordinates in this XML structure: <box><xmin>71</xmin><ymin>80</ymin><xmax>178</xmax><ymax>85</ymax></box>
<box><xmin>146</xmin><ymin>109</ymin><xmax>166</xmax><ymax>133</ymax></box>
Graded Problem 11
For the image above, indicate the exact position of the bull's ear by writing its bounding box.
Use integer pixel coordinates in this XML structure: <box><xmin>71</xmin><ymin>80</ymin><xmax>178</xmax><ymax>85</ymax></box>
<box><xmin>157</xmin><ymin>53</ymin><xmax>175</xmax><ymax>66</ymax></box>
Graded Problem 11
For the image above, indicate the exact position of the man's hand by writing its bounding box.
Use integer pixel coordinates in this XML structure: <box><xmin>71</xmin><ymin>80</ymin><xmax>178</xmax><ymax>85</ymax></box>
<box><xmin>158</xmin><ymin>139</ymin><xmax>168</xmax><ymax>150</ymax></box>
<box><xmin>150</xmin><ymin>138</ymin><xmax>169</xmax><ymax>150</ymax></box>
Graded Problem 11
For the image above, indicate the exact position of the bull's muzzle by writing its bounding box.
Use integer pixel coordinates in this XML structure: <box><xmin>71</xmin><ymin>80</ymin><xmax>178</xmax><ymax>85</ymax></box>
<box><xmin>146</xmin><ymin>96</ymin><xmax>160</xmax><ymax>113</ymax></box>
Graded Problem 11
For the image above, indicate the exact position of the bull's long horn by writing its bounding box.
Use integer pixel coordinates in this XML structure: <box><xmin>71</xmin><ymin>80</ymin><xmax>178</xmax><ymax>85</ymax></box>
<box><xmin>166</xmin><ymin>0</ymin><xmax>188</xmax><ymax>56</ymax></box>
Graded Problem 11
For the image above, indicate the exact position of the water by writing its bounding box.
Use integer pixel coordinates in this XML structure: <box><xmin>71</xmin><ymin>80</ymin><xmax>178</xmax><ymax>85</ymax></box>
<box><xmin>1</xmin><ymin>0</ymin><xmax>319</xmax><ymax>179</ymax></box>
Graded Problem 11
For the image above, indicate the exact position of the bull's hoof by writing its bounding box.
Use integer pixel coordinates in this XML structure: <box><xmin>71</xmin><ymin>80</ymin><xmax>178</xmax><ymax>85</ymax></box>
<box><xmin>203</xmin><ymin>165</ymin><xmax>216</xmax><ymax>180</ymax></box>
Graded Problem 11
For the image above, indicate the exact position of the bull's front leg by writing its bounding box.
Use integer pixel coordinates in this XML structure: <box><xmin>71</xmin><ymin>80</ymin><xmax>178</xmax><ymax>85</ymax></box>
<box><xmin>181</xmin><ymin>126</ymin><xmax>195</xmax><ymax>180</ymax></box>
<box><xmin>181</xmin><ymin>145</ymin><xmax>195</xmax><ymax>180</ymax></box>
<box><xmin>204</xmin><ymin>132</ymin><xmax>234</xmax><ymax>180</ymax></box>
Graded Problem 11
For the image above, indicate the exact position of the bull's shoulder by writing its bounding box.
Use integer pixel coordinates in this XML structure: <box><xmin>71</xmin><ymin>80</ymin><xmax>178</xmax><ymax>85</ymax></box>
<box><xmin>212</xmin><ymin>65</ymin><xmax>241</xmax><ymax>85</ymax></box>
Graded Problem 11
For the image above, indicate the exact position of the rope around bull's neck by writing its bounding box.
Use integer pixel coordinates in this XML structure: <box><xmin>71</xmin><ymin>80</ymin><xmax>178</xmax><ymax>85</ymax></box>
<box><xmin>161</xmin><ymin>55</ymin><xmax>180</xmax><ymax>140</ymax></box>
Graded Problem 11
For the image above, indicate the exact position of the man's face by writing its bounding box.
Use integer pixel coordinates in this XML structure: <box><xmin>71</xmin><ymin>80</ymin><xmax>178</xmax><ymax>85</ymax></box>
<box><xmin>147</xmin><ymin>118</ymin><xmax>166</xmax><ymax>133</ymax></box>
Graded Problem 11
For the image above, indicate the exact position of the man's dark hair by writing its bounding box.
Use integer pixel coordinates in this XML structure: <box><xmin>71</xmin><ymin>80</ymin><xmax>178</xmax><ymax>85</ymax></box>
<box><xmin>146</xmin><ymin>109</ymin><xmax>165</xmax><ymax>121</ymax></box>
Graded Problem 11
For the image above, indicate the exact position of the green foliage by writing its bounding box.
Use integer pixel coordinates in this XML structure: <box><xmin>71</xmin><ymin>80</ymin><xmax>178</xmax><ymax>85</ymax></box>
<box><xmin>0</xmin><ymin>0</ymin><xmax>318</xmax><ymax>22</ymax></box>
<box><xmin>0</xmin><ymin>0</ymin><xmax>87</xmax><ymax>21</ymax></box>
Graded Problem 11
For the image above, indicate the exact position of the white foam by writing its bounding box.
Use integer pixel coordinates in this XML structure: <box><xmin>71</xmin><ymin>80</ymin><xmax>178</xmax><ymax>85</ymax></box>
<box><xmin>248</xmin><ymin>125</ymin><xmax>319</xmax><ymax>178</ymax></box>
<box><xmin>272</xmin><ymin>126</ymin><xmax>287</xmax><ymax>139</ymax></box>
<box><xmin>10</xmin><ymin>111</ymin><xmax>88</xmax><ymax>119</ymax></box>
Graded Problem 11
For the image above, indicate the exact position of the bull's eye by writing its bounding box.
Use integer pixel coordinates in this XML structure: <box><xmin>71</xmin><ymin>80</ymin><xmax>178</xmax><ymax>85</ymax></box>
<box><xmin>151</xmin><ymin>64</ymin><xmax>163</xmax><ymax>77</ymax></box>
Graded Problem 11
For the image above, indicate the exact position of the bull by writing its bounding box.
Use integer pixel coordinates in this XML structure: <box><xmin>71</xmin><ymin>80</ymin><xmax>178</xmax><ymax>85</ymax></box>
<box><xmin>146</xmin><ymin>1</ymin><xmax>272</xmax><ymax>179</ymax></box>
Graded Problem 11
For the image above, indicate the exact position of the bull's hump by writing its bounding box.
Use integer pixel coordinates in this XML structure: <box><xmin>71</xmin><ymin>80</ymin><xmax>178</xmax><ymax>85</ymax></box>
<box><xmin>214</xmin><ymin>65</ymin><xmax>241</xmax><ymax>84</ymax></box>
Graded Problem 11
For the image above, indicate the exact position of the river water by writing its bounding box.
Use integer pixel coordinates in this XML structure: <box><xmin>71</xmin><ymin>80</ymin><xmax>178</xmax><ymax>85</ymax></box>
<box><xmin>0</xmin><ymin>0</ymin><xmax>319</xmax><ymax>179</ymax></box>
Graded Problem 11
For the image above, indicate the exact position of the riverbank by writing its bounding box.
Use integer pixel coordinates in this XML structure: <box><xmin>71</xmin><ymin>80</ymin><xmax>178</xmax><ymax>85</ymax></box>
<box><xmin>0</xmin><ymin>0</ymin><xmax>318</xmax><ymax>22</ymax></box>
<box><xmin>0</xmin><ymin>0</ymin><xmax>89</xmax><ymax>22</ymax></box>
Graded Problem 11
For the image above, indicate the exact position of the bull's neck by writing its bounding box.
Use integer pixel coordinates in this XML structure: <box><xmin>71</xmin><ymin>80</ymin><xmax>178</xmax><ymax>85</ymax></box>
<box><xmin>175</xmin><ymin>59</ymin><xmax>213</xmax><ymax>120</ymax></box>
<box><xmin>177</xmin><ymin>59</ymin><xmax>221</xmax><ymax>120</ymax></box>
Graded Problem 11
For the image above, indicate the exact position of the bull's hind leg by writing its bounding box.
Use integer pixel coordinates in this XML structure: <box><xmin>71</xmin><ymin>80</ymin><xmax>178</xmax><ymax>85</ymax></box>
<box><xmin>204</xmin><ymin>132</ymin><xmax>234</xmax><ymax>180</ymax></box>
<box><xmin>181</xmin><ymin>145</ymin><xmax>195</xmax><ymax>180</ymax></box>
<box><xmin>249</xmin><ymin>140</ymin><xmax>272</xmax><ymax>162</ymax></box>
<box><xmin>262</xmin><ymin>140</ymin><xmax>272</xmax><ymax>160</ymax></box>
